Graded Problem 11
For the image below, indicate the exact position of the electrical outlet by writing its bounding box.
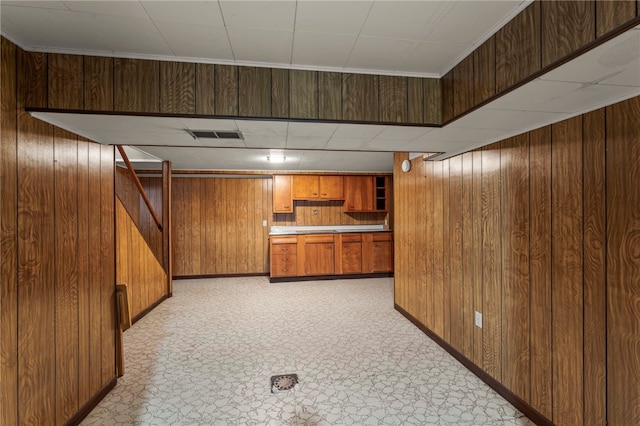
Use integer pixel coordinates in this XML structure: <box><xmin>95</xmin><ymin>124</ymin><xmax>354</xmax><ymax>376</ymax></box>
<box><xmin>262</xmin><ymin>220</ymin><xmax>267</xmax><ymax>227</ymax></box>
<box><xmin>475</xmin><ymin>311</ymin><xmax>483</xmax><ymax>328</ymax></box>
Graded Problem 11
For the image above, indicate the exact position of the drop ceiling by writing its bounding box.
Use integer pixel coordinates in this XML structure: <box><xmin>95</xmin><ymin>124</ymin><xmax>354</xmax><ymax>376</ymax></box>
<box><xmin>4</xmin><ymin>1</ymin><xmax>640</xmax><ymax>172</ymax></box>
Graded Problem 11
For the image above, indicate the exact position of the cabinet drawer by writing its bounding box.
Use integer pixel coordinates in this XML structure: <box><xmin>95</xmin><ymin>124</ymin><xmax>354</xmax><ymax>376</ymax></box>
<box><xmin>272</xmin><ymin>254</ymin><xmax>296</xmax><ymax>265</ymax></box>
<box><xmin>271</xmin><ymin>236</ymin><xmax>297</xmax><ymax>244</ymax></box>
<box><xmin>303</xmin><ymin>234</ymin><xmax>335</xmax><ymax>243</ymax></box>
<box><xmin>271</xmin><ymin>262</ymin><xmax>298</xmax><ymax>277</ymax></box>
<box><xmin>372</xmin><ymin>232</ymin><xmax>392</xmax><ymax>242</ymax></box>
<box><xmin>271</xmin><ymin>244</ymin><xmax>297</xmax><ymax>255</ymax></box>
<box><xmin>341</xmin><ymin>233</ymin><xmax>362</xmax><ymax>242</ymax></box>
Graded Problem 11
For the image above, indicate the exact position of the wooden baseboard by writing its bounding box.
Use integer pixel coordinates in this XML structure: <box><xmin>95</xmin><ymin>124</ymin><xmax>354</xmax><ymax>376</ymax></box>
<box><xmin>270</xmin><ymin>272</ymin><xmax>393</xmax><ymax>283</ymax></box>
<box><xmin>131</xmin><ymin>294</ymin><xmax>169</xmax><ymax>325</ymax></box>
<box><xmin>65</xmin><ymin>377</ymin><xmax>117</xmax><ymax>426</ymax></box>
<box><xmin>394</xmin><ymin>304</ymin><xmax>553</xmax><ymax>426</ymax></box>
<box><xmin>173</xmin><ymin>273</ymin><xmax>269</xmax><ymax>280</ymax></box>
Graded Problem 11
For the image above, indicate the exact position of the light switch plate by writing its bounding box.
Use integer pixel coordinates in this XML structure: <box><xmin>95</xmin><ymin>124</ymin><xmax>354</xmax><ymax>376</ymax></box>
<box><xmin>262</xmin><ymin>220</ymin><xmax>267</xmax><ymax>227</ymax></box>
<box><xmin>475</xmin><ymin>311</ymin><xmax>483</xmax><ymax>328</ymax></box>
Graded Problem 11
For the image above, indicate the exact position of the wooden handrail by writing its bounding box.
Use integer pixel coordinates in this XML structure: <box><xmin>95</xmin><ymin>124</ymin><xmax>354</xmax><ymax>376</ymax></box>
<box><xmin>116</xmin><ymin>145</ymin><xmax>163</xmax><ymax>231</ymax></box>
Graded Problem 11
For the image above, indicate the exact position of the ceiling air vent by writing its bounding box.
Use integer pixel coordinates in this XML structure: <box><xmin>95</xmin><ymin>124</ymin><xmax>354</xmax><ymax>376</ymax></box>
<box><xmin>187</xmin><ymin>130</ymin><xmax>244</xmax><ymax>139</ymax></box>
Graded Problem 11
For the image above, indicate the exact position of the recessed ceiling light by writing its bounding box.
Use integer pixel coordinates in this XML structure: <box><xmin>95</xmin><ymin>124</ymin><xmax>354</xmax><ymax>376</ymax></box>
<box><xmin>267</xmin><ymin>150</ymin><xmax>286</xmax><ymax>163</ymax></box>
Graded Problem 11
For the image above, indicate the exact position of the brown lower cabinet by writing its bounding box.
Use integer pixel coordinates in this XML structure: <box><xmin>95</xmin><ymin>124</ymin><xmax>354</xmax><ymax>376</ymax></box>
<box><xmin>269</xmin><ymin>232</ymin><xmax>393</xmax><ymax>279</ymax></box>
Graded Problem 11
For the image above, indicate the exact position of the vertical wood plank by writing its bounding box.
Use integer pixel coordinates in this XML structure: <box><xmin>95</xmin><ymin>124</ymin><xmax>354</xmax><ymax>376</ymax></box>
<box><xmin>432</xmin><ymin>161</ymin><xmax>445</xmax><ymax>338</ymax></box>
<box><xmin>441</xmin><ymin>70</ymin><xmax>454</xmax><ymax>123</ymax></box>
<box><xmin>19</xmin><ymin>49</ymin><xmax>48</xmax><ymax>108</ymax></box>
<box><xmin>596</xmin><ymin>0</ymin><xmax>637</xmax><ymax>37</ymax></box>
<box><xmin>424</xmin><ymin>78</ymin><xmax>442</xmax><ymax>125</ymax></box>
<box><xmin>343</xmin><ymin>73</ymin><xmax>378</xmax><ymax>122</ymax></box>
<box><xmin>1</xmin><ymin>37</ymin><xmax>19</xmax><ymax>426</ymax></box>
<box><xmin>472</xmin><ymin>150</ymin><xmax>483</xmax><ymax>367</ymax></box>
<box><xmin>461</xmin><ymin>152</ymin><xmax>474</xmax><ymax>359</ymax></box>
<box><xmin>449</xmin><ymin>155</ymin><xmax>463</xmax><ymax>352</ymax></box>
<box><xmin>473</xmin><ymin>36</ymin><xmax>496</xmax><ymax>106</ymax></box>
<box><xmin>318</xmin><ymin>72</ymin><xmax>342</xmax><ymax>120</ymax></box>
<box><xmin>442</xmin><ymin>159</ymin><xmax>451</xmax><ymax>342</ymax></box>
<box><xmin>271</xmin><ymin>68</ymin><xmax>290</xmax><ymax>119</ymax></box>
<box><xmin>453</xmin><ymin>56</ymin><xmax>474</xmax><ymax>117</ymax></box>
<box><xmin>48</xmin><ymin>53</ymin><xmax>83</xmax><ymax>109</ymax></box>
<box><xmin>528</xmin><ymin>126</ymin><xmax>552</xmax><ymax>419</ymax></box>
<box><xmin>100</xmin><ymin>145</ymin><xmax>116</xmax><ymax>385</ymax></box>
<box><xmin>54</xmin><ymin>129</ymin><xmax>79</xmax><ymax>424</ymax></box>
<box><xmin>500</xmin><ymin>134</ymin><xmax>530</xmax><ymax>401</ymax></box>
<box><xmin>290</xmin><ymin>70</ymin><xmax>318</xmax><ymax>119</ymax></box>
<box><xmin>84</xmin><ymin>56</ymin><xmax>113</xmax><ymax>111</ymax></box>
<box><xmin>160</xmin><ymin>61</ymin><xmax>195</xmax><ymax>114</ymax></box>
<box><xmin>551</xmin><ymin>116</ymin><xmax>584</xmax><ymax>426</ymax></box>
<box><xmin>407</xmin><ymin>77</ymin><xmax>423</xmax><ymax>124</ymax></box>
<box><xmin>379</xmin><ymin>76</ymin><xmax>407</xmax><ymax>123</ymax></box>
<box><xmin>239</xmin><ymin>67</ymin><xmax>272</xmax><ymax>117</ymax></box>
<box><xmin>195</xmin><ymin>64</ymin><xmax>215</xmax><ymax>115</ymax></box>
<box><xmin>16</xmin><ymin>110</ymin><xmax>55</xmax><ymax>424</ymax></box>
<box><xmin>76</xmin><ymin>140</ymin><xmax>90</xmax><ymax>404</ymax></box>
<box><xmin>114</xmin><ymin>58</ymin><xmax>159</xmax><ymax>113</ymax></box>
<box><xmin>495</xmin><ymin>2</ymin><xmax>541</xmax><ymax>93</ymax></box>
<box><xmin>425</xmin><ymin>161</ymin><xmax>434</xmax><ymax>330</ymax></box>
<box><xmin>215</xmin><ymin>65</ymin><xmax>239</xmax><ymax>116</ymax></box>
<box><xmin>87</xmin><ymin>142</ymin><xmax>102</xmax><ymax>396</ymax></box>
<box><xmin>481</xmin><ymin>144</ymin><xmax>502</xmax><ymax>381</ymax></box>
<box><xmin>582</xmin><ymin>108</ymin><xmax>606</xmax><ymax>425</ymax></box>
<box><xmin>606</xmin><ymin>96</ymin><xmax>640</xmax><ymax>426</ymax></box>
<box><xmin>541</xmin><ymin>0</ymin><xmax>595</xmax><ymax>68</ymax></box>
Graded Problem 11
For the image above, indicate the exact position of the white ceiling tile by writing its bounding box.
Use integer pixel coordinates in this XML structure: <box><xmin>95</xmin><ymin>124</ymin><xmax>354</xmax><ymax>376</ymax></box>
<box><xmin>88</xmin><ymin>131</ymin><xmax>198</xmax><ymax>146</ymax></box>
<box><xmin>243</xmin><ymin>135</ymin><xmax>286</xmax><ymax>149</ymax></box>
<box><xmin>295</xmin><ymin>1</ymin><xmax>372</xmax><ymax>35</ymax></box>
<box><xmin>540</xmin><ymin>28</ymin><xmax>640</xmax><ymax>84</ymax></box>
<box><xmin>324</xmin><ymin>138</ymin><xmax>370</xmax><ymax>151</ymax></box>
<box><xmin>178</xmin><ymin>118</ymin><xmax>239</xmax><ymax>131</ymax></box>
<box><xmin>360</xmin><ymin>139</ymin><xmax>408</xmax><ymax>151</ymax></box>
<box><xmin>63</xmin><ymin>1</ymin><xmax>149</xmax><ymax>19</ymax></box>
<box><xmin>285</xmin><ymin>136</ymin><xmax>329</xmax><ymax>150</ymax></box>
<box><xmin>534</xmin><ymin>84</ymin><xmax>640</xmax><ymax>114</ymax></box>
<box><xmin>488</xmin><ymin>80</ymin><xmax>583</xmax><ymax>110</ymax></box>
<box><xmin>426</xmin><ymin>1</ymin><xmax>522</xmax><ymax>44</ymax></box>
<box><xmin>142</xmin><ymin>1</ymin><xmax>224</xmax><ymax>26</ymax></box>
<box><xmin>3</xmin><ymin>1</ymin><xmax>69</xmax><ymax>10</ymax></box>
<box><xmin>198</xmin><ymin>138</ymin><xmax>246</xmax><ymax>148</ymax></box>
<box><xmin>219</xmin><ymin>1</ymin><xmax>296</xmax><ymax>30</ymax></box>
<box><xmin>347</xmin><ymin>36</ymin><xmax>419</xmax><ymax>71</ymax></box>
<box><xmin>398</xmin><ymin>41</ymin><xmax>469</xmax><ymax>75</ymax></box>
<box><xmin>360</xmin><ymin>1</ymin><xmax>448</xmax><ymax>40</ymax></box>
<box><xmin>226</xmin><ymin>27</ymin><xmax>293</xmax><ymax>64</ymax></box>
<box><xmin>154</xmin><ymin>21</ymin><xmax>233</xmax><ymax>60</ymax></box>
<box><xmin>332</xmin><ymin>124</ymin><xmax>385</xmax><ymax>139</ymax></box>
<box><xmin>236</xmin><ymin>121</ymin><xmax>288</xmax><ymax>137</ymax></box>
<box><xmin>292</xmin><ymin>31</ymin><xmax>356</xmax><ymax>68</ymax></box>
<box><xmin>374</xmin><ymin>126</ymin><xmax>432</xmax><ymax>140</ymax></box>
<box><xmin>287</xmin><ymin>122</ymin><xmax>338</xmax><ymax>138</ymax></box>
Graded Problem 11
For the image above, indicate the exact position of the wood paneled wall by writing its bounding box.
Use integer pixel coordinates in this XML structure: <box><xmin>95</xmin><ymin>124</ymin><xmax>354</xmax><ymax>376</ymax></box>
<box><xmin>171</xmin><ymin>176</ymin><xmax>389</xmax><ymax>277</ymax></box>
<box><xmin>444</xmin><ymin>0</ymin><xmax>640</xmax><ymax>123</ymax></box>
<box><xmin>393</xmin><ymin>94</ymin><xmax>640</xmax><ymax>425</ymax></box>
<box><xmin>1</xmin><ymin>38</ymin><xmax>116</xmax><ymax>425</ymax></box>
<box><xmin>115</xmin><ymin>167</ymin><xmax>164</xmax><ymax>265</ymax></box>
<box><xmin>116</xmin><ymin>199</ymin><xmax>167</xmax><ymax>321</ymax></box>
<box><xmin>34</xmin><ymin>53</ymin><xmax>441</xmax><ymax>126</ymax></box>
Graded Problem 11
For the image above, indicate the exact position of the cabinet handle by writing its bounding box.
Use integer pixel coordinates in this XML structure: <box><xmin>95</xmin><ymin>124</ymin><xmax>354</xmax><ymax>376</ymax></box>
<box><xmin>284</xmin><ymin>206</ymin><xmax>290</xmax><ymax>209</ymax></box>
<box><xmin>321</xmin><ymin>193</ymin><xmax>327</xmax><ymax>196</ymax></box>
<box><xmin>312</xmin><ymin>192</ymin><xmax>318</xmax><ymax>196</ymax></box>
<box><xmin>281</xmin><ymin>248</ymin><xmax>288</xmax><ymax>252</ymax></box>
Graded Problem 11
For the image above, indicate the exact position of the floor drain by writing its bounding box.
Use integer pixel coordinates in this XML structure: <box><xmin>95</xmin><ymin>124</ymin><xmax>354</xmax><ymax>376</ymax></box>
<box><xmin>270</xmin><ymin>374</ymin><xmax>298</xmax><ymax>393</ymax></box>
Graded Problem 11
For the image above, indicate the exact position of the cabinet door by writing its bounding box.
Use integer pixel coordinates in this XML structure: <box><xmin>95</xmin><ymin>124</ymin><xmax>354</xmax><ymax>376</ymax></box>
<box><xmin>319</xmin><ymin>175</ymin><xmax>344</xmax><ymax>199</ymax></box>
<box><xmin>273</xmin><ymin>175</ymin><xmax>293</xmax><ymax>213</ymax></box>
<box><xmin>304</xmin><ymin>242</ymin><xmax>335</xmax><ymax>275</ymax></box>
<box><xmin>371</xmin><ymin>240</ymin><xmax>393</xmax><ymax>272</ymax></box>
<box><xmin>293</xmin><ymin>175</ymin><xmax>319</xmax><ymax>199</ymax></box>
<box><xmin>343</xmin><ymin>176</ymin><xmax>374</xmax><ymax>211</ymax></box>
<box><xmin>341</xmin><ymin>241</ymin><xmax>363</xmax><ymax>273</ymax></box>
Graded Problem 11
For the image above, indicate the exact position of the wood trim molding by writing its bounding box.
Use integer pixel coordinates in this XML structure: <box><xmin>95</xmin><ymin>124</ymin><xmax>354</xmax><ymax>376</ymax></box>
<box><xmin>64</xmin><ymin>377</ymin><xmax>117</xmax><ymax>426</ymax></box>
<box><xmin>394</xmin><ymin>303</ymin><xmax>553</xmax><ymax>426</ymax></box>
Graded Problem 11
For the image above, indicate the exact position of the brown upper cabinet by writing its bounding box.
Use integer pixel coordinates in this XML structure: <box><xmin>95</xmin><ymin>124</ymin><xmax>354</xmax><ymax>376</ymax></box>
<box><xmin>273</xmin><ymin>175</ymin><xmax>293</xmax><ymax>213</ymax></box>
<box><xmin>343</xmin><ymin>176</ymin><xmax>388</xmax><ymax>212</ymax></box>
<box><xmin>292</xmin><ymin>175</ymin><xmax>344</xmax><ymax>200</ymax></box>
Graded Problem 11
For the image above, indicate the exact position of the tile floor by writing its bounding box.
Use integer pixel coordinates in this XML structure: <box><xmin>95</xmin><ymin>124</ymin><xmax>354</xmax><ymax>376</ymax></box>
<box><xmin>81</xmin><ymin>277</ymin><xmax>535</xmax><ymax>425</ymax></box>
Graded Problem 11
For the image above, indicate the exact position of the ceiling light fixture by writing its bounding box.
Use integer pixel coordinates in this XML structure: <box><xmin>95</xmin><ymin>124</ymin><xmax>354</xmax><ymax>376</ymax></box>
<box><xmin>267</xmin><ymin>150</ymin><xmax>286</xmax><ymax>163</ymax></box>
